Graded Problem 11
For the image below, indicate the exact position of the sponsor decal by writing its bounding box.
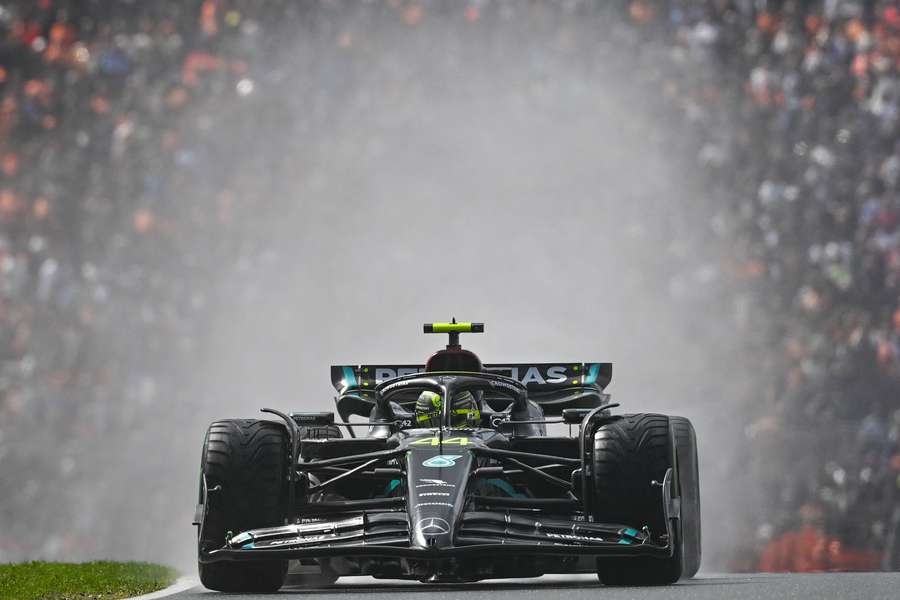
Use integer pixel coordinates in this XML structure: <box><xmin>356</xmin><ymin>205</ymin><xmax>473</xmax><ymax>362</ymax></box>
<box><xmin>422</xmin><ymin>455</ymin><xmax>462</xmax><ymax>468</ymax></box>
<box><xmin>380</xmin><ymin>379</ymin><xmax>413</xmax><ymax>395</ymax></box>
<box><xmin>488</xmin><ymin>379</ymin><xmax>522</xmax><ymax>394</ymax></box>
<box><xmin>372</xmin><ymin>365</ymin><xmax>571</xmax><ymax>386</ymax></box>
<box><xmin>490</xmin><ymin>415</ymin><xmax>509</xmax><ymax>428</ymax></box>
<box><xmin>419</xmin><ymin>492</ymin><xmax>450</xmax><ymax>497</ymax></box>
<box><xmin>264</xmin><ymin>534</ymin><xmax>328</xmax><ymax>546</ymax></box>
<box><xmin>546</xmin><ymin>532</ymin><xmax>604</xmax><ymax>542</ymax></box>
<box><xmin>375</xmin><ymin>367</ymin><xmax>422</xmax><ymax>383</ymax></box>
<box><xmin>415</xmin><ymin>501</ymin><xmax>455</xmax><ymax>508</ymax></box>
<box><xmin>410</xmin><ymin>436</ymin><xmax>470</xmax><ymax>446</ymax></box>
<box><xmin>416</xmin><ymin>517</ymin><xmax>450</xmax><ymax>535</ymax></box>
<box><xmin>266</xmin><ymin>538</ymin><xmax>300</xmax><ymax>546</ymax></box>
<box><xmin>521</xmin><ymin>366</ymin><xmax>568</xmax><ymax>385</ymax></box>
<box><xmin>484</xmin><ymin>366</ymin><xmax>569</xmax><ymax>385</ymax></box>
<box><xmin>415</xmin><ymin>478</ymin><xmax>455</xmax><ymax>488</ymax></box>
<box><xmin>296</xmin><ymin>516</ymin><xmax>362</xmax><ymax>532</ymax></box>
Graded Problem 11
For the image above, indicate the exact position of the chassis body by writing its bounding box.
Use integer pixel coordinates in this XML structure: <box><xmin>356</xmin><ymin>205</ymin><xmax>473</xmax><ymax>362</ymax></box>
<box><xmin>197</xmin><ymin>371</ymin><xmax>680</xmax><ymax>582</ymax></box>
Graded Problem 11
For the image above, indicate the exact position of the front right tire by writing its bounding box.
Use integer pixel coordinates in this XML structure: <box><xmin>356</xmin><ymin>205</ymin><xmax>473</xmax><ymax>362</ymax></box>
<box><xmin>592</xmin><ymin>413</ymin><xmax>682</xmax><ymax>585</ymax></box>
<box><xmin>671</xmin><ymin>415</ymin><xmax>701</xmax><ymax>578</ymax></box>
<box><xmin>197</xmin><ymin>419</ymin><xmax>289</xmax><ymax>592</ymax></box>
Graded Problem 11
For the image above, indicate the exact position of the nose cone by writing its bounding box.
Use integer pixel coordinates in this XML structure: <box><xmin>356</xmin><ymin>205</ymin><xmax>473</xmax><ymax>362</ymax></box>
<box><xmin>405</xmin><ymin>442</ymin><xmax>473</xmax><ymax>550</ymax></box>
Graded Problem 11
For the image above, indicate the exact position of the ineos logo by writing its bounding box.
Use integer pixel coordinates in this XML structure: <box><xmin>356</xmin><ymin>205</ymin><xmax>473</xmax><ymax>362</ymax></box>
<box><xmin>416</xmin><ymin>517</ymin><xmax>450</xmax><ymax>535</ymax></box>
<box><xmin>489</xmin><ymin>379</ymin><xmax>521</xmax><ymax>394</ymax></box>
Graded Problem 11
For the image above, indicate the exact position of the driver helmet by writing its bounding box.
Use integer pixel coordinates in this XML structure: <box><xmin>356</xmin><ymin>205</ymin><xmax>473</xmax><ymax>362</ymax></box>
<box><xmin>415</xmin><ymin>390</ymin><xmax>481</xmax><ymax>429</ymax></box>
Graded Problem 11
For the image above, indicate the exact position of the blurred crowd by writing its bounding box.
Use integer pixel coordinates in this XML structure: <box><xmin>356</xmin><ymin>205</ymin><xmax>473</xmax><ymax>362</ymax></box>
<box><xmin>0</xmin><ymin>0</ymin><xmax>312</xmax><ymax>561</ymax></box>
<box><xmin>628</xmin><ymin>0</ymin><xmax>900</xmax><ymax>570</ymax></box>
<box><xmin>0</xmin><ymin>0</ymin><xmax>898</xmax><ymax>571</ymax></box>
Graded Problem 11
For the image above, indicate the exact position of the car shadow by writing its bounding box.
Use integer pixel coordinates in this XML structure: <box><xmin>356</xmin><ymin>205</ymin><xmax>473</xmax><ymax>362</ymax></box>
<box><xmin>278</xmin><ymin>575</ymin><xmax>759</xmax><ymax>594</ymax></box>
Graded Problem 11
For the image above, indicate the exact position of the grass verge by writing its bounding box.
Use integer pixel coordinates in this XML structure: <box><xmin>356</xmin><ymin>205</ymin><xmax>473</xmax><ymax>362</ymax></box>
<box><xmin>0</xmin><ymin>561</ymin><xmax>178</xmax><ymax>600</ymax></box>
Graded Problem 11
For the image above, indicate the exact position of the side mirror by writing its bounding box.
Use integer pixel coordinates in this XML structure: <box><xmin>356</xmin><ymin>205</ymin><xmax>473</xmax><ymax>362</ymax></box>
<box><xmin>562</xmin><ymin>403</ymin><xmax>620</xmax><ymax>425</ymax></box>
<box><xmin>562</xmin><ymin>408</ymin><xmax>592</xmax><ymax>424</ymax></box>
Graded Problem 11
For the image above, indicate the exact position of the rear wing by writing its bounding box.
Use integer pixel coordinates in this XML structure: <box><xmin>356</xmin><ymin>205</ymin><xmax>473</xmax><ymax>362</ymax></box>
<box><xmin>330</xmin><ymin>363</ymin><xmax>612</xmax><ymax>419</ymax></box>
<box><xmin>330</xmin><ymin>362</ymin><xmax>611</xmax><ymax>394</ymax></box>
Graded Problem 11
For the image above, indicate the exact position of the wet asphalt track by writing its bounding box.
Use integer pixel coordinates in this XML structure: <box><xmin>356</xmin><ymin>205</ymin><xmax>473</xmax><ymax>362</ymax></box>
<box><xmin>166</xmin><ymin>572</ymin><xmax>900</xmax><ymax>599</ymax></box>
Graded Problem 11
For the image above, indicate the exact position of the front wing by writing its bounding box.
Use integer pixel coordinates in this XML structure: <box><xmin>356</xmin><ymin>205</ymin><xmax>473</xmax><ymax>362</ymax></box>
<box><xmin>200</xmin><ymin>467</ymin><xmax>678</xmax><ymax>565</ymax></box>
<box><xmin>202</xmin><ymin>511</ymin><xmax>673</xmax><ymax>562</ymax></box>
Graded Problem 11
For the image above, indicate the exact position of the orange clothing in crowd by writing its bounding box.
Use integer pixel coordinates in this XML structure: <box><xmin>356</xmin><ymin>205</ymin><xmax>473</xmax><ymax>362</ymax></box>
<box><xmin>759</xmin><ymin>526</ymin><xmax>881</xmax><ymax>572</ymax></box>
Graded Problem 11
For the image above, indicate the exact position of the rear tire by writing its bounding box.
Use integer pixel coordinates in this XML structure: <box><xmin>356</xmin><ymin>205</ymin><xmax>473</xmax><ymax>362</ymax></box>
<box><xmin>197</xmin><ymin>419</ymin><xmax>288</xmax><ymax>593</ymax></box>
<box><xmin>592</xmin><ymin>413</ymin><xmax>682</xmax><ymax>585</ymax></box>
<box><xmin>671</xmin><ymin>416</ymin><xmax>701</xmax><ymax>578</ymax></box>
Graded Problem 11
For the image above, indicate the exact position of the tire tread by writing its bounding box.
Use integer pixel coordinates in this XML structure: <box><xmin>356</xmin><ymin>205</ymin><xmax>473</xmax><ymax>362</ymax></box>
<box><xmin>198</xmin><ymin>419</ymin><xmax>288</xmax><ymax>592</ymax></box>
<box><xmin>592</xmin><ymin>413</ymin><xmax>682</xmax><ymax>586</ymax></box>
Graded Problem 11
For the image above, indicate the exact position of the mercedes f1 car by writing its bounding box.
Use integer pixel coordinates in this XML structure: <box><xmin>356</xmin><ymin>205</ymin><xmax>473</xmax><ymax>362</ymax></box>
<box><xmin>194</xmin><ymin>321</ymin><xmax>701</xmax><ymax>590</ymax></box>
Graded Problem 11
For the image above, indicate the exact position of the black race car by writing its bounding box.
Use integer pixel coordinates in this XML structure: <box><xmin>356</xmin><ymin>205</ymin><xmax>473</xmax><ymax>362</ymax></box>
<box><xmin>194</xmin><ymin>321</ymin><xmax>701</xmax><ymax>590</ymax></box>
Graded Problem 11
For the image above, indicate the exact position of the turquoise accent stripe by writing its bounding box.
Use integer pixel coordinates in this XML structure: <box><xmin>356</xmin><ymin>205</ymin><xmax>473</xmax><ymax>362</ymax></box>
<box><xmin>486</xmin><ymin>478</ymin><xmax>522</xmax><ymax>497</ymax></box>
<box><xmin>342</xmin><ymin>366</ymin><xmax>357</xmax><ymax>389</ymax></box>
<box><xmin>584</xmin><ymin>363</ymin><xmax>600</xmax><ymax>385</ymax></box>
<box><xmin>617</xmin><ymin>538</ymin><xmax>633</xmax><ymax>545</ymax></box>
<box><xmin>622</xmin><ymin>527</ymin><xmax>640</xmax><ymax>537</ymax></box>
<box><xmin>385</xmin><ymin>479</ymin><xmax>401</xmax><ymax>494</ymax></box>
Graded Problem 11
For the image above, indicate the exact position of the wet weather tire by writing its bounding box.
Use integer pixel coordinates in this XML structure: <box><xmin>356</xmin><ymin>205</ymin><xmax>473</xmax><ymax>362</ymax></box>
<box><xmin>671</xmin><ymin>416</ymin><xmax>701</xmax><ymax>578</ymax></box>
<box><xmin>197</xmin><ymin>419</ymin><xmax>288</xmax><ymax>593</ymax></box>
<box><xmin>592</xmin><ymin>413</ymin><xmax>682</xmax><ymax>585</ymax></box>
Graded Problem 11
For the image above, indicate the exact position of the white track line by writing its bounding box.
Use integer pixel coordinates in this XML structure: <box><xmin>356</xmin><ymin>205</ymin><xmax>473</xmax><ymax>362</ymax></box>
<box><xmin>125</xmin><ymin>576</ymin><xmax>197</xmax><ymax>600</ymax></box>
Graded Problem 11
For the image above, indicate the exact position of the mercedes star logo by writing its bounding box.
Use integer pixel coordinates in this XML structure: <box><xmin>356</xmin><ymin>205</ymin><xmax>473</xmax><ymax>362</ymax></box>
<box><xmin>416</xmin><ymin>517</ymin><xmax>450</xmax><ymax>535</ymax></box>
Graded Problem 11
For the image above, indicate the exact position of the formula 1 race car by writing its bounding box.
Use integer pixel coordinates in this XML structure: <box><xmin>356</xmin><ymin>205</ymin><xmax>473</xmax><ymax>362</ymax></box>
<box><xmin>194</xmin><ymin>321</ymin><xmax>701</xmax><ymax>590</ymax></box>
